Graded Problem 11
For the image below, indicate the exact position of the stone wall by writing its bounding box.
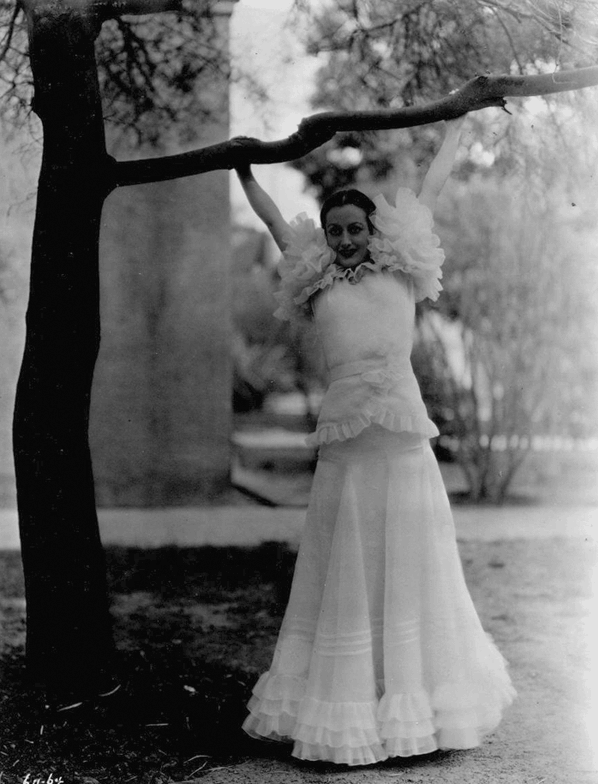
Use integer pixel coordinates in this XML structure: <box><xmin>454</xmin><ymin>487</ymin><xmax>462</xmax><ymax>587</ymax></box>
<box><xmin>90</xmin><ymin>5</ymin><xmax>237</xmax><ymax>506</ymax></box>
<box><xmin>91</xmin><ymin>167</ymin><xmax>233</xmax><ymax>506</ymax></box>
<box><xmin>0</xmin><ymin>134</ymin><xmax>37</xmax><ymax>506</ymax></box>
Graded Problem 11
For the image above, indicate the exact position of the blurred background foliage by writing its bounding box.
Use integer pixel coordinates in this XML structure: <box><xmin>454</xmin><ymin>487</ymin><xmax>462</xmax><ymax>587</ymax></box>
<box><xmin>231</xmin><ymin>225</ymin><xmax>324</xmax><ymax>428</ymax></box>
<box><xmin>232</xmin><ymin>0</ymin><xmax>598</xmax><ymax>502</ymax></box>
<box><xmin>0</xmin><ymin>0</ymin><xmax>268</xmax><ymax>145</ymax></box>
<box><xmin>2</xmin><ymin>0</ymin><xmax>597</xmax><ymax>502</ymax></box>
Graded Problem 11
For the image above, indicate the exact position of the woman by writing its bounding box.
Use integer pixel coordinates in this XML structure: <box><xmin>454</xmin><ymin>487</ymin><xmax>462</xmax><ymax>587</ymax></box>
<box><xmin>235</xmin><ymin>117</ymin><xmax>515</xmax><ymax>766</ymax></box>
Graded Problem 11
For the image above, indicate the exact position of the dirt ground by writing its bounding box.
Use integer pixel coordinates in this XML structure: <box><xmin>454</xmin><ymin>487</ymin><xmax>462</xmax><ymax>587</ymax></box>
<box><xmin>2</xmin><ymin>530</ymin><xmax>596</xmax><ymax>784</ymax></box>
<box><xmin>199</xmin><ymin>538</ymin><xmax>598</xmax><ymax>784</ymax></box>
<box><xmin>183</xmin><ymin>538</ymin><xmax>597</xmax><ymax>784</ymax></box>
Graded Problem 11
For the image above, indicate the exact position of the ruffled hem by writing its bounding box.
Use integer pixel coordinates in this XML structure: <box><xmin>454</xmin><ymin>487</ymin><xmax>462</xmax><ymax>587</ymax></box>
<box><xmin>243</xmin><ymin>675</ymin><xmax>515</xmax><ymax>766</ymax></box>
<box><xmin>432</xmin><ymin>678</ymin><xmax>517</xmax><ymax>751</ymax></box>
<box><xmin>306</xmin><ymin>409</ymin><xmax>439</xmax><ymax>447</ymax></box>
<box><xmin>294</xmin><ymin>696</ymin><xmax>386</xmax><ymax>766</ymax></box>
<box><xmin>376</xmin><ymin>690</ymin><xmax>438</xmax><ymax>758</ymax></box>
<box><xmin>243</xmin><ymin>672</ymin><xmax>305</xmax><ymax>739</ymax></box>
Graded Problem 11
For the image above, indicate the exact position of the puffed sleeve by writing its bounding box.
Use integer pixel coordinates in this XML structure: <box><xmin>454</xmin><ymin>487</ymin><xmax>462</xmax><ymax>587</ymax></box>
<box><xmin>368</xmin><ymin>187</ymin><xmax>445</xmax><ymax>302</ymax></box>
<box><xmin>273</xmin><ymin>213</ymin><xmax>335</xmax><ymax>322</ymax></box>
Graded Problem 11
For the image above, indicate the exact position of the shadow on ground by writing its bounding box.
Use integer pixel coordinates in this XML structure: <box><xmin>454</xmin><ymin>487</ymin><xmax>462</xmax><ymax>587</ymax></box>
<box><xmin>0</xmin><ymin>543</ymin><xmax>295</xmax><ymax>783</ymax></box>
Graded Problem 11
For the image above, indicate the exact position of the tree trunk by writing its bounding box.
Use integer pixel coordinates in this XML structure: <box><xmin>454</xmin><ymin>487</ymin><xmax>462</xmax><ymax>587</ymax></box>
<box><xmin>13</xmin><ymin>5</ymin><xmax>115</xmax><ymax>698</ymax></box>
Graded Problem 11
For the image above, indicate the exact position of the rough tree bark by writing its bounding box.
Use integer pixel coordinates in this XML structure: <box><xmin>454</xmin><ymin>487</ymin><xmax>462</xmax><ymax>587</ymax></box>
<box><xmin>12</xmin><ymin>0</ymin><xmax>598</xmax><ymax>697</ymax></box>
<box><xmin>13</xmin><ymin>3</ymin><xmax>116</xmax><ymax>698</ymax></box>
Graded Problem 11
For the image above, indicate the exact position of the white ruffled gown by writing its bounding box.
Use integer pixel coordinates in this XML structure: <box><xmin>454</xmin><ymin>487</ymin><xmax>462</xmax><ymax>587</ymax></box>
<box><xmin>242</xmin><ymin>189</ymin><xmax>516</xmax><ymax>766</ymax></box>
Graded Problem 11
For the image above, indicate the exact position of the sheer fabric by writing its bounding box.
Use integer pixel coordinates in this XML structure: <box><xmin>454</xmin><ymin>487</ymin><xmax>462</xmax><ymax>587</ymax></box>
<box><xmin>243</xmin><ymin>189</ymin><xmax>515</xmax><ymax>765</ymax></box>
<box><xmin>243</xmin><ymin>428</ymin><xmax>515</xmax><ymax>765</ymax></box>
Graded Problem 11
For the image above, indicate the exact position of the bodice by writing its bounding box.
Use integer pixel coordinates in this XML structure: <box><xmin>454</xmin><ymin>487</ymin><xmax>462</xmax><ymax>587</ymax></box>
<box><xmin>312</xmin><ymin>270</ymin><xmax>415</xmax><ymax>375</ymax></box>
<box><xmin>270</xmin><ymin>186</ymin><xmax>445</xmax><ymax>446</ymax></box>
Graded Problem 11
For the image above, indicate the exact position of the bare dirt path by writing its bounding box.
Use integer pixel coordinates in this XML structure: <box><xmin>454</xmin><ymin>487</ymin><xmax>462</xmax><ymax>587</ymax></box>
<box><xmin>198</xmin><ymin>537</ymin><xmax>596</xmax><ymax>784</ymax></box>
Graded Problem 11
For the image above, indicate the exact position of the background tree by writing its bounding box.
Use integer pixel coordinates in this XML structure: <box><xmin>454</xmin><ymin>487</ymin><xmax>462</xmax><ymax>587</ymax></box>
<box><xmin>1</xmin><ymin>0</ymin><xmax>597</xmax><ymax>701</ymax></box>
<box><xmin>231</xmin><ymin>227</ymin><xmax>323</xmax><ymax>425</ymax></box>
<box><xmin>416</xmin><ymin>171</ymin><xmax>598</xmax><ymax>502</ymax></box>
<box><xmin>0</xmin><ymin>0</ymin><xmax>242</xmax><ymax>703</ymax></box>
<box><xmin>291</xmin><ymin>0</ymin><xmax>598</xmax><ymax>197</ymax></box>
<box><xmin>0</xmin><ymin>0</ymin><xmax>237</xmax><ymax>140</ymax></box>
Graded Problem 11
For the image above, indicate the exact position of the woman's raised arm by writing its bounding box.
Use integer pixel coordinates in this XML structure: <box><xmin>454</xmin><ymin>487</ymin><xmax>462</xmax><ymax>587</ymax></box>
<box><xmin>235</xmin><ymin>162</ymin><xmax>291</xmax><ymax>251</ymax></box>
<box><xmin>418</xmin><ymin>116</ymin><xmax>467</xmax><ymax>215</ymax></box>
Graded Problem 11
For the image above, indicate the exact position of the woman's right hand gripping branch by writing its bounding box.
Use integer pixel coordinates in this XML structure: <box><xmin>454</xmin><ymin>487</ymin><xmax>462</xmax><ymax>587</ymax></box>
<box><xmin>233</xmin><ymin>139</ymin><xmax>290</xmax><ymax>251</ymax></box>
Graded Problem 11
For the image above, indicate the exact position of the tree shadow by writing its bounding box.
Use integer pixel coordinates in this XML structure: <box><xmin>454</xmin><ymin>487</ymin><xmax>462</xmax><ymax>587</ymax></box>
<box><xmin>0</xmin><ymin>542</ymin><xmax>298</xmax><ymax>781</ymax></box>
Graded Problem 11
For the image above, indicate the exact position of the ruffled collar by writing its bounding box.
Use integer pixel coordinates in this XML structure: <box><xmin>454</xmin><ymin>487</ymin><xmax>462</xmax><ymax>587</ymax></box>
<box><xmin>273</xmin><ymin>188</ymin><xmax>445</xmax><ymax>322</ymax></box>
<box><xmin>297</xmin><ymin>243</ymin><xmax>413</xmax><ymax>300</ymax></box>
<box><xmin>330</xmin><ymin>254</ymin><xmax>383</xmax><ymax>284</ymax></box>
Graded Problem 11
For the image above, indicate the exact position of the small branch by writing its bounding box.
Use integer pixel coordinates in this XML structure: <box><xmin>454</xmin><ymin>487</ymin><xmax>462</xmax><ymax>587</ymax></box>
<box><xmin>484</xmin><ymin>65</ymin><xmax>598</xmax><ymax>96</ymax></box>
<box><xmin>93</xmin><ymin>0</ymin><xmax>182</xmax><ymax>20</ymax></box>
<box><xmin>112</xmin><ymin>65</ymin><xmax>598</xmax><ymax>189</ymax></box>
<box><xmin>0</xmin><ymin>0</ymin><xmax>22</xmax><ymax>62</ymax></box>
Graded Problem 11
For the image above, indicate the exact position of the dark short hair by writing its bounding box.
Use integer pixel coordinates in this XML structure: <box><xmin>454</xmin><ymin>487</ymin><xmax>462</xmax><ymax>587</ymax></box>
<box><xmin>320</xmin><ymin>189</ymin><xmax>376</xmax><ymax>234</ymax></box>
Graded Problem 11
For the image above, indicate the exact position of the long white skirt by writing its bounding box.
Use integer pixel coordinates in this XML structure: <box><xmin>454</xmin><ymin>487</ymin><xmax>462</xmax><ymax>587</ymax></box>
<box><xmin>243</xmin><ymin>426</ymin><xmax>516</xmax><ymax>766</ymax></box>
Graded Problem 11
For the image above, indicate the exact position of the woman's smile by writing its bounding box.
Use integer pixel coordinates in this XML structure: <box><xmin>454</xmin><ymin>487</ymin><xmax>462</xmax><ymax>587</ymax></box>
<box><xmin>324</xmin><ymin>204</ymin><xmax>371</xmax><ymax>269</ymax></box>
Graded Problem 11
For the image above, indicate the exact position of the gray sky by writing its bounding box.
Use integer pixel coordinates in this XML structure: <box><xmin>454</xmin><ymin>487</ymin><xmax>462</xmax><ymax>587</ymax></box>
<box><xmin>230</xmin><ymin>0</ymin><xmax>321</xmax><ymax>226</ymax></box>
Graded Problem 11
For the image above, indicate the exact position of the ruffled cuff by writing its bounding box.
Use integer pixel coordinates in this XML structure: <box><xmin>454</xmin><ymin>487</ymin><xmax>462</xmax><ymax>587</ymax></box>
<box><xmin>368</xmin><ymin>187</ymin><xmax>445</xmax><ymax>303</ymax></box>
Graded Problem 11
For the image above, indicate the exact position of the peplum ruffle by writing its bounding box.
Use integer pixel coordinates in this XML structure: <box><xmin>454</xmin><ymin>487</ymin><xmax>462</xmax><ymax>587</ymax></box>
<box><xmin>306</xmin><ymin>356</ymin><xmax>440</xmax><ymax>446</ymax></box>
<box><xmin>306</xmin><ymin>408</ymin><xmax>439</xmax><ymax>447</ymax></box>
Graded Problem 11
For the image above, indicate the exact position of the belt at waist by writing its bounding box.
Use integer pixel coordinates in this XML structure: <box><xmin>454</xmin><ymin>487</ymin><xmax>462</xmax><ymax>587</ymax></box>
<box><xmin>328</xmin><ymin>357</ymin><xmax>408</xmax><ymax>383</ymax></box>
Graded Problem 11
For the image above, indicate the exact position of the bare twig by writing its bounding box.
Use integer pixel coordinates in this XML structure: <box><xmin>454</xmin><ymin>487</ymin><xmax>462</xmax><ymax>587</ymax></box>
<box><xmin>93</xmin><ymin>0</ymin><xmax>183</xmax><ymax>20</ymax></box>
<box><xmin>0</xmin><ymin>1</ymin><xmax>21</xmax><ymax>62</ymax></box>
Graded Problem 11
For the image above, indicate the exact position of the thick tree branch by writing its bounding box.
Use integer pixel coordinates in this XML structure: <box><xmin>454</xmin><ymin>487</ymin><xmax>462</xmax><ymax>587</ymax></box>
<box><xmin>112</xmin><ymin>65</ymin><xmax>598</xmax><ymax>189</ymax></box>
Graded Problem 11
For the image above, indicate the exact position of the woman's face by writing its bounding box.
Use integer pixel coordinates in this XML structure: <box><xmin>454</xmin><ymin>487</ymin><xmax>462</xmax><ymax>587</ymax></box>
<box><xmin>324</xmin><ymin>204</ymin><xmax>371</xmax><ymax>269</ymax></box>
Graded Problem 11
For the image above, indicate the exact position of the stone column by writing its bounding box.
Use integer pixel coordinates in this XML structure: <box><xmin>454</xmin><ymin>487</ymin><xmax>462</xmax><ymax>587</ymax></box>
<box><xmin>91</xmin><ymin>1</ymin><xmax>239</xmax><ymax>506</ymax></box>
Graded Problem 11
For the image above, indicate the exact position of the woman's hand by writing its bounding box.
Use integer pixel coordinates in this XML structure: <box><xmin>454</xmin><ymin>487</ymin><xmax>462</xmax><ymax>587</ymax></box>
<box><xmin>230</xmin><ymin>136</ymin><xmax>261</xmax><ymax>177</ymax></box>
<box><xmin>235</xmin><ymin>161</ymin><xmax>253</xmax><ymax>180</ymax></box>
<box><xmin>230</xmin><ymin>135</ymin><xmax>262</xmax><ymax>151</ymax></box>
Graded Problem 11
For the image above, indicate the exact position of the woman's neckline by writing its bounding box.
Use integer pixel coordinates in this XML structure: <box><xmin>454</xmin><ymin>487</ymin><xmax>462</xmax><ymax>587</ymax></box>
<box><xmin>331</xmin><ymin>255</ymin><xmax>375</xmax><ymax>284</ymax></box>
